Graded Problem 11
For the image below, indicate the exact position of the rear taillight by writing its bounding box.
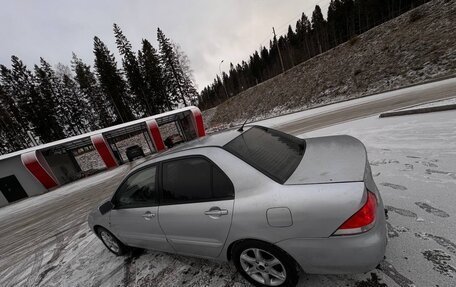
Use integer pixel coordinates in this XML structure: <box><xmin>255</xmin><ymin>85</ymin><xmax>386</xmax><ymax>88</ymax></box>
<box><xmin>333</xmin><ymin>192</ymin><xmax>377</xmax><ymax>236</ymax></box>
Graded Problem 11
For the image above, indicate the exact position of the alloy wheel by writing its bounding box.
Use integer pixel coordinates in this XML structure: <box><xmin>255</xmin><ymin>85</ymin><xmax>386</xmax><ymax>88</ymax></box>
<box><xmin>100</xmin><ymin>230</ymin><xmax>120</xmax><ymax>253</ymax></box>
<box><xmin>239</xmin><ymin>248</ymin><xmax>287</xmax><ymax>286</ymax></box>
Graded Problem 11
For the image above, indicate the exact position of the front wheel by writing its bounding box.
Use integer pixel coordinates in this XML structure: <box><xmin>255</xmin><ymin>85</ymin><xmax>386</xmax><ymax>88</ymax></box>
<box><xmin>97</xmin><ymin>227</ymin><xmax>129</xmax><ymax>256</ymax></box>
<box><xmin>233</xmin><ymin>240</ymin><xmax>299</xmax><ymax>287</ymax></box>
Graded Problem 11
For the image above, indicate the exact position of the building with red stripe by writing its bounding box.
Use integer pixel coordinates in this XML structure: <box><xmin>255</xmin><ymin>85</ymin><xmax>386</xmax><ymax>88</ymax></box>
<box><xmin>0</xmin><ymin>106</ymin><xmax>205</xmax><ymax>207</ymax></box>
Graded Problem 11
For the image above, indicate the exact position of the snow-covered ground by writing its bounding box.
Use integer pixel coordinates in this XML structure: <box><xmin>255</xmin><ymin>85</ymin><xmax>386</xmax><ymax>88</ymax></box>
<box><xmin>298</xmin><ymin>110</ymin><xmax>456</xmax><ymax>287</ymax></box>
<box><xmin>1</xmin><ymin>109</ymin><xmax>455</xmax><ymax>286</ymax></box>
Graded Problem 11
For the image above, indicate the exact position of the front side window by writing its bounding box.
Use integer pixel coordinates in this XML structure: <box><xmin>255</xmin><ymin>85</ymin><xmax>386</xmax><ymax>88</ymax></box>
<box><xmin>162</xmin><ymin>157</ymin><xmax>234</xmax><ymax>204</ymax></box>
<box><xmin>113</xmin><ymin>166</ymin><xmax>157</xmax><ymax>209</ymax></box>
<box><xmin>224</xmin><ymin>126</ymin><xmax>305</xmax><ymax>183</ymax></box>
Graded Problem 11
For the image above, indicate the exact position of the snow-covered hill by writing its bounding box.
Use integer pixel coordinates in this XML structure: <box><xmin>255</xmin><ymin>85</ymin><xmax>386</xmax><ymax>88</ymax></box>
<box><xmin>207</xmin><ymin>0</ymin><xmax>456</xmax><ymax>129</ymax></box>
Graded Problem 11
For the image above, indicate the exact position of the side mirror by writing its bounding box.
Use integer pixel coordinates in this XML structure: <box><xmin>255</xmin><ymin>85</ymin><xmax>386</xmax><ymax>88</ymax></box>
<box><xmin>99</xmin><ymin>200</ymin><xmax>114</xmax><ymax>215</ymax></box>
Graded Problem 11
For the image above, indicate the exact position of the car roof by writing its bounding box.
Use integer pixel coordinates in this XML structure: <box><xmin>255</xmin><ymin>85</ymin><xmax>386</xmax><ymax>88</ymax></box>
<box><xmin>130</xmin><ymin>126</ymin><xmax>249</xmax><ymax>172</ymax></box>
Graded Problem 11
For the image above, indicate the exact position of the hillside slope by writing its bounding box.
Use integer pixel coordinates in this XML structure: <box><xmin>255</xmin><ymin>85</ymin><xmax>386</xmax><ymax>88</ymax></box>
<box><xmin>207</xmin><ymin>0</ymin><xmax>456</xmax><ymax>128</ymax></box>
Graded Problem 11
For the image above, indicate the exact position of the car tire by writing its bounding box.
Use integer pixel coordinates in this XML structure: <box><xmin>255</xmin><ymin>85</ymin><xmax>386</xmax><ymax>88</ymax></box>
<box><xmin>97</xmin><ymin>227</ymin><xmax>129</xmax><ymax>256</ymax></box>
<box><xmin>233</xmin><ymin>240</ymin><xmax>299</xmax><ymax>287</ymax></box>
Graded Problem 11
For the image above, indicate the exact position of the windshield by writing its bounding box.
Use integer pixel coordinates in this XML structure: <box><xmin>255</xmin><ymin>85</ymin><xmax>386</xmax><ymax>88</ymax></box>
<box><xmin>224</xmin><ymin>126</ymin><xmax>305</xmax><ymax>183</ymax></box>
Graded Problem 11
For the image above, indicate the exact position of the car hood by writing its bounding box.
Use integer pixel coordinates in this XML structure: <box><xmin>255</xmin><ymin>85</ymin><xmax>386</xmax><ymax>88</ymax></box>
<box><xmin>285</xmin><ymin>135</ymin><xmax>367</xmax><ymax>185</ymax></box>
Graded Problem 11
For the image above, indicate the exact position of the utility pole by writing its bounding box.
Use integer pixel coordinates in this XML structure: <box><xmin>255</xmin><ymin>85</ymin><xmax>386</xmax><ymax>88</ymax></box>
<box><xmin>273</xmin><ymin>27</ymin><xmax>285</xmax><ymax>73</ymax></box>
<box><xmin>219</xmin><ymin>60</ymin><xmax>229</xmax><ymax>99</ymax></box>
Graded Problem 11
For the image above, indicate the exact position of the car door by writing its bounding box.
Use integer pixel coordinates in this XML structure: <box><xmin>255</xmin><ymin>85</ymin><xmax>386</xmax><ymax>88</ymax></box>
<box><xmin>109</xmin><ymin>165</ymin><xmax>173</xmax><ymax>252</ymax></box>
<box><xmin>158</xmin><ymin>156</ymin><xmax>235</xmax><ymax>258</ymax></box>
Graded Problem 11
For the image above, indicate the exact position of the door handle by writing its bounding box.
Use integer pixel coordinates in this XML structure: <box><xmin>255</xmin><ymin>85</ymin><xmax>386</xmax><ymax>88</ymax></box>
<box><xmin>142</xmin><ymin>211</ymin><xmax>156</xmax><ymax>220</ymax></box>
<box><xmin>204</xmin><ymin>209</ymin><xmax>228</xmax><ymax>216</ymax></box>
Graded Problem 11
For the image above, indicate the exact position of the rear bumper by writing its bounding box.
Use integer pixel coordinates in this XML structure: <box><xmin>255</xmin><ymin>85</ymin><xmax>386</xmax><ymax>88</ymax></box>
<box><xmin>276</xmin><ymin>208</ymin><xmax>387</xmax><ymax>274</ymax></box>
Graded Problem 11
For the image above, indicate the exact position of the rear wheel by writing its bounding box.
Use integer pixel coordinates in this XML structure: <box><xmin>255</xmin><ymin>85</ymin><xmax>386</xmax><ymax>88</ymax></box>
<box><xmin>233</xmin><ymin>240</ymin><xmax>299</xmax><ymax>287</ymax></box>
<box><xmin>97</xmin><ymin>227</ymin><xmax>129</xmax><ymax>256</ymax></box>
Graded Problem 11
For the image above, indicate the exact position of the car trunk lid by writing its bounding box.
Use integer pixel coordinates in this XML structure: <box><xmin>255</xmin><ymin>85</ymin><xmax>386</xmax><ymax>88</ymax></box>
<box><xmin>285</xmin><ymin>135</ymin><xmax>368</xmax><ymax>185</ymax></box>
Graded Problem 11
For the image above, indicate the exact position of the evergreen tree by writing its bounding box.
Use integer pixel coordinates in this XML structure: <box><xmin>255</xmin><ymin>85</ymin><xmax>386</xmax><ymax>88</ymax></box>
<box><xmin>34</xmin><ymin>59</ymin><xmax>84</xmax><ymax>137</ymax></box>
<box><xmin>138</xmin><ymin>39</ymin><xmax>171</xmax><ymax>112</ymax></box>
<box><xmin>249</xmin><ymin>50</ymin><xmax>262</xmax><ymax>84</ymax></box>
<box><xmin>93</xmin><ymin>36</ymin><xmax>134</xmax><ymax>123</ymax></box>
<box><xmin>113</xmin><ymin>24</ymin><xmax>151</xmax><ymax>116</ymax></box>
<box><xmin>55</xmin><ymin>63</ymin><xmax>92</xmax><ymax>134</ymax></box>
<box><xmin>0</xmin><ymin>63</ymin><xmax>32</xmax><ymax>148</ymax></box>
<box><xmin>71</xmin><ymin>53</ymin><xmax>116</xmax><ymax>128</ymax></box>
<box><xmin>259</xmin><ymin>47</ymin><xmax>271</xmax><ymax>80</ymax></box>
<box><xmin>33</xmin><ymin>58</ymin><xmax>66</xmax><ymax>141</ymax></box>
<box><xmin>311</xmin><ymin>5</ymin><xmax>327</xmax><ymax>54</ymax></box>
<box><xmin>157</xmin><ymin>28</ymin><xmax>187</xmax><ymax>107</ymax></box>
<box><xmin>296</xmin><ymin>13</ymin><xmax>313</xmax><ymax>60</ymax></box>
<box><xmin>4</xmin><ymin>56</ymin><xmax>63</xmax><ymax>144</ymax></box>
<box><xmin>173</xmin><ymin>43</ymin><xmax>199</xmax><ymax>105</ymax></box>
<box><xmin>228</xmin><ymin>62</ymin><xmax>241</xmax><ymax>96</ymax></box>
<box><xmin>0</xmin><ymin>84</ymin><xmax>28</xmax><ymax>151</ymax></box>
<box><xmin>286</xmin><ymin>25</ymin><xmax>297</xmax><ymax>67</ymax></box>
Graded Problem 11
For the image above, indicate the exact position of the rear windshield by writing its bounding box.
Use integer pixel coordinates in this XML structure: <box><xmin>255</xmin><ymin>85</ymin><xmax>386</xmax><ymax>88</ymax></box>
<box><xmin>224</xmin><ymin>126</ymin><xmax>305</xmax><ymax>183</ymax></box>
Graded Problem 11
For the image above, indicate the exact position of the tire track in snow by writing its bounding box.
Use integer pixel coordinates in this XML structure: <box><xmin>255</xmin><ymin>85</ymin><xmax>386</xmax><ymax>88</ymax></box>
<box><xmin>377</xmin><ymin>260</ymin><xmax>415</xmax><ymax>287</ymax></box>
<box><xmin>386</xmin><ymin>222</ymin><xmax>399</xmax><ymax>238</ymax></box>
<box><xmin>92</xmin><ymin>262</ymin><xmax>126</xmax><ymax>287</ymax></box>
<box><xmin>0</xmin><ymin>255</ymin><xmax>33</xmax><ymax>287</ymax></box>
<box><xmin>45</xmin><ymin>233</ymin><xmax>65</xmax><ymax>266</ymax></box>
<box><xmin>415</xmin><ymin>232</ymin><xmax>456</xmax><ymax>254</ymax></box>
<box><xmin>39</xmin><ymin>229</ymin><xmax>96</xmax><ymax>286</ymax></box>
<box><xmin>25</xmin><ymin>248</ymin><xmax>44</xmax><ymax>287</ymax></box>
<box><xmin>385</xmin><ymin>205</ymin><xmax>417</xmax><ymax>218</ymax></box>
<box><xmin>422</xmin><ymin>250</ymin><xmax>456</xmax><ymax>278</ymax></box>
<box><xmin>381</xmin><ymin>182</ymin><xmax>407</xmax><ymax>191</ymax></box>
<box><xmin>123</xmin><ymin>249</ymin><xmax>144</xmax><ymax>286</ymax></box>
<box><xmin>415</xmin><ymin>202</ymin><xmax>450</xmax><ymax>218</ymax></box>
<box><xmin>37</xmin><ymin>227</ymin><xmax>81</xmax><ymax>285</ymax></box>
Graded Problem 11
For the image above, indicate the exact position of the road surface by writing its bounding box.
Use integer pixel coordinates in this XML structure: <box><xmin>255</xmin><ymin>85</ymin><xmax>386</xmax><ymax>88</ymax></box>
<box><xmin>258</xmin><ymin>77</ymin><xmax>456</xmax><ymax>134</ymax></box>
<box><xmin>0</xmin><ymin>166</ymin><xmax>131</xmax><ymax>281</ymax></box>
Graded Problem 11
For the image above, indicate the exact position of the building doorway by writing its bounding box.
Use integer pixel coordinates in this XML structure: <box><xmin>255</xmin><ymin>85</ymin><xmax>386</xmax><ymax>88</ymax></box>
<box><xmin>0</xmin><ymin>175</ymin><xmax>28</xmax><ymax>203</ymax></box>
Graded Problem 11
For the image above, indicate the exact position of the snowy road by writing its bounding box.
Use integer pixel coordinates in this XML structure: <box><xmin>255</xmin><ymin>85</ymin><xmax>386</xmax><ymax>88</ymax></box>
<box><xmin>258</xmin><ymin>77</ymin><xmax>456</xmax><ymax>134</ymax></box>
<box><xmin>1</xmin><ymin>79</ymin><xmax>456</xmax><ymax>286</ymax></box>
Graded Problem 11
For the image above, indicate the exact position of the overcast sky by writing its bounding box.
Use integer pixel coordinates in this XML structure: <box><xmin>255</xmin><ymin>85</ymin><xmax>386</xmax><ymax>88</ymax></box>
<box><xmin>0</xmin><ymin>0</ymin><xmax>330</xmax><ymax>91</ymax></box>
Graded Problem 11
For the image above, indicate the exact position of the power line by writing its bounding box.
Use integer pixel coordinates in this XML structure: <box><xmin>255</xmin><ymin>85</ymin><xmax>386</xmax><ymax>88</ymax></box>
<box><xmin>258</xmin><ymin>32</ymin><xmax>274</xmax><ymax>47</ymax></box>
<box><xmin>275</xmin><ymin>14</ymin><xmax>302</xmax><ymax>32</ymax></box>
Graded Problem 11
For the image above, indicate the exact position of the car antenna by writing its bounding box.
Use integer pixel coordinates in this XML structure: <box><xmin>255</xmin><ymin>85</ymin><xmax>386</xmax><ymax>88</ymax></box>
<box><xmin>238</xmin><ymin>99</ymin><xmax>260</xmax><ymax>132</ymax></box>
<box><xmin>237</xmin><ymin>117</ymin><xmax>249</xmax><ymax>132</ymax></box>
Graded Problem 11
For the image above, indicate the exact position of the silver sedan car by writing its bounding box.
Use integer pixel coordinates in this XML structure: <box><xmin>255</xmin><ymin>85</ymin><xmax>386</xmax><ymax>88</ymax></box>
<box><xmin>88</xmin><ymin>125</ymin><xmax>387</xmax><ymax>287</ymax></box>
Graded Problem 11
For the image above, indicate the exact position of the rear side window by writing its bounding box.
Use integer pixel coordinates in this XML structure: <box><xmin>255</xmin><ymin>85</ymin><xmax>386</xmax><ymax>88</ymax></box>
<box><xmin>162</xmin><ymin>157</ymin><xmax>234</xmax><ymax>204</ymax></box>
<box><xmin>224</xmin><ymin>126</ymin><xmax>305</xmax><ymax>183</ymax></box>
<box><xmin>212</xmin><ymin>166</ymin><xmax>233</xmax><ymax>198</ymax></box>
